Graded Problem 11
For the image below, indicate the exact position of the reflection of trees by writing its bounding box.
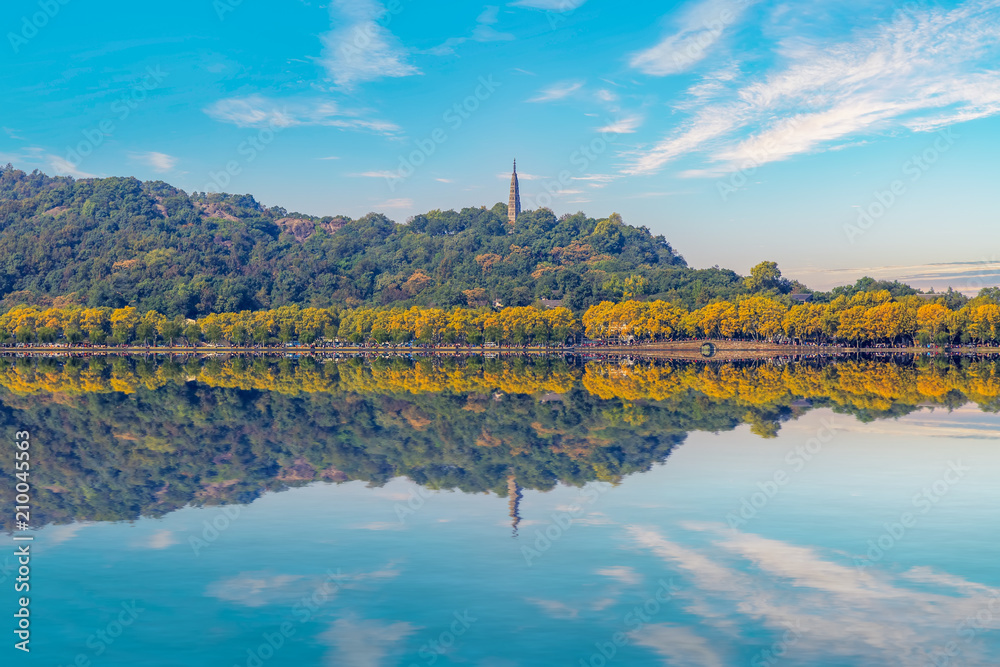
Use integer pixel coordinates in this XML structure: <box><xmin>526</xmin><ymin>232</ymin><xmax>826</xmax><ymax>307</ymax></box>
<box><xmin>1</xmin><ymin>355</ymin><xmax>997</xmax><ymax>531</ymax></box>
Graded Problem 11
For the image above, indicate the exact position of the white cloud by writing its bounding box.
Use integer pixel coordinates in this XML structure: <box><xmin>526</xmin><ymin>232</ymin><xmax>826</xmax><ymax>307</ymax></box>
<box><xmin>138</xmin><ymin>529</ymin><xmax>177</xmax><ymax>549</ymax></box>
<box><xmin>628</xmin><ymin>524</ymin><xmax>1000</xmax><ymax>665</ymax></box>
<box><xmin>352</xmin><ymin>521</ymin><xmax>405</xmax><ymax>530</ymax></box>
<box><xmin>44</xmin><ymin>522</ymin><xmax>92</xmax><ymax>545</ymax></box>
<box><xmin>351</xmin><ymin>170</ymin><xmax>399</xmax><ymax>178</ymax></box>
<box><xmin>496</xmin><ymin>172</ymin><xmax>543</xmax><ymax>180</ymax></box>
<box><xmin>630</xmin><ymin>0</ymin><xmax>757</xmax><ymax>76</ymax></box>
<box><xmin>628</xmin><ymin>0</ymin><xmax>1000</xmax><ymax>174</ymax></box>
<box><xmin>525</xmin><ymin>597</ymin><xmax>579</xmax><ymax>619</ymax></box>
<box><xmin>571</xmin><ymin>174</ymin><xmax>618</xmax><ymax>183</ymax></box>
<box><xmin>375</xmin><ymin>198</ymin><xmax>414</xmax><ymax>209</ymax></box>
<box><xmin>426</xmin><ymin>5</ymin><xmax>515</xmax><ymax>55</ymax></box>
<box><xmin>206</xmin><ymin>572</ymin><xmax>307</xmax><ymax>607</ymax></box>
<box><xmin>317</xmin><ymin>155</ymin><xmax>341</xmax><ymax>160</ymax></box>
<box><xmin>528</xmin><ymin>80</ymin><xmax>584</xmax><ymax>103</ymax></box>
<box><xmin>205</xmin><ymin>96</ymin><xmax>299</xmax><ymax>128</ymax></box>
<box><xmin>435</xmin><ymin>177</ymin><xmax>453</xmax><ymax>183</ymax></box>
<box><xmin>204</xmin><ymin>96</ymin><xmax>400</xmax><ymax>135</ymax></box>
<box><xmin>129</xmin><ymin>151</ymin><xmax>177</xmax><ymax>173</ymax></box>
<box><xmin>630</xmin><ymin>625</ymin><xmax>726</xmax><ymax>667</ymax></box>
<box><xmin>596</xmin><ymin>566</ymin><xmax>642</xmax><ymax>586</ymax></box>
<box><xmin>320</xmin><ymin>0</ymin><xmax>420</xmax><ymax>88</ymax></box>
<box><xmin>319</xmin><ymin>617</ymin><xmax>418</xmax><ymax>667</ymax></box>
<box><xmin>47</xmin><ymin>155</ymin><xmax>96</xmax><ymax>179</ymax></box>
<box><xmin>512</xmin><ymin>0</ymin><xmax>587</xmax><ymax>10</ymax></box>
<box><xmin>598</xmin><ymin>115</ymin><xmax>644</xmax><ymax>134</ymax></box>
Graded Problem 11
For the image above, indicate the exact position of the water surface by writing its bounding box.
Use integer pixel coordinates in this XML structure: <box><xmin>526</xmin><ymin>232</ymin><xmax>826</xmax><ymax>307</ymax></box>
<box><xmin>3</xmin><ymin>356</ymin><xmax>999</xmax><ymax>666</ymax></box>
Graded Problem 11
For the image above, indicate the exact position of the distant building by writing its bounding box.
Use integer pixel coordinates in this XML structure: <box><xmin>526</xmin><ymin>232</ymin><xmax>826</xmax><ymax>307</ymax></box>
<box><xmin>539</xmin><ymin>299</ymin><xmax>564</xmax><ymax>309</ymax></box>
<box><xmin>508</xmin><ymin>160</ymin><xmax>521</xmax><ymax>225</ymax></box>
<box><xmin>790</xmin><ymin>293</ymin><xmax>813</xmax><ymax>303</ymax></box>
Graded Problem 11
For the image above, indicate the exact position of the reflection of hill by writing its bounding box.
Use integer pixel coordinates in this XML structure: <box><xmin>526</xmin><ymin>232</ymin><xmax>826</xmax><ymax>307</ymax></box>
<box><xmin>1</xmin><ymin>355</ymin><xmax>997</xmax><ymax>530</ymax></box>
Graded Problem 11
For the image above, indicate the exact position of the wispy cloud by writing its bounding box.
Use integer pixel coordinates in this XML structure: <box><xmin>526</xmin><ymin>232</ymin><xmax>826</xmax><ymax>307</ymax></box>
<box><xmin>352</xmin><ymin>521</ymin><xmax>405</xmax><ymax>530</ymax></box>
<box><xmin>512</xmin><ymin>0</ymin><xmax>587</xmax><ymax>10</ymax></box>
<box><xmin>526</xmin><ymin>597</ymin><xmax>579</xmax><ymax>619</ymax></box>
<box><xmin>528</xmin><ymin>80</ymin><xmax>584</xmax><ymax>103</ymax></box>
<box><xmin>204</xmin><ymin>96</ymin><xmax>400</xmax><ymax>135</ymax></box>
<box><xmin>207</xmin><ymin>572</ymin><xmax>307</xmax><ymax>607</ymax></box>
<box><xmin>628</xmin><ymin>523</ymin><xmax>1000</xmax><ymax>665</ymax></box>
<box><xmin>597</xmin><ymin>566</ymin><xmax>643</xmax><ymax>586</ymax></box>
<box><xmin>630</xmin><ymin>0</ymin><xmax>757</xmax><ymax>76</ymax></box>
<box><xmin>317</xmin><ymin>156</ymin><xmax>341</xmax><ymax>160</ymax></box>
<box><xmin>598</xmin><ymin>115</ymin><xmax>644</xmax><ymax>134</ymax></box>
<box><xmin>319</xmin><ymin>0</ymin><xmax>420</xmax><ymax>88</ymax></box>
<box><xmin>426</xmin><ymin>6</ymin><xmax>514</xmax><ymax>56</ymax></box>
<box><xmin>571</xmin><ymin>174</ymin><xmax>619</xmax><ymax>183</ymax></box>
<box><xmin>375</xmin><ymin>198</ymin><xmax>414</xmax><ymax>209</ymax></box>
<box><xmin>129</xmin><ymin>151</ymin><xmax>177</xmax><ymax>173</ymax></box>
<box><xmin>789</xmin><ymin>260</ymin><xmax>1000</xmax><ymax>295</ymax></box>
<box><xmin>351</xmin><ymin>170</ymin><xmax>399</xmax><ymax>179</ymax></box>
<box><xmin>134</xmin><ymin>529</ymin><xmax>177</xmax><ymax>549</ymax></box>
<box><xmin>48</xmin><ymin>155</ymin><xmax>96</xmax><ymax>179</ymax></box>
<box><xmin>596</xmin><ymin>89</ymin><xmax>619</xmax><ymax>103</ymax></box>
<box><xmin>496</xmin><ymin>172</ymin><xmax>543</xmax><ymax>180</ymax></box>
<box><xmin>44</xmin><ymin>522</ymin><xmax>92</xmax><ymax>545</ymax></box>
<box><xmin>627</xmin><ymin>0</ymin><xmax>1000</xmax><ymax>175</ymax></box>
<box><xmin>319</xmin><ymin>617</ymin><xmax>417</xmax><ymax>666</ymax></box>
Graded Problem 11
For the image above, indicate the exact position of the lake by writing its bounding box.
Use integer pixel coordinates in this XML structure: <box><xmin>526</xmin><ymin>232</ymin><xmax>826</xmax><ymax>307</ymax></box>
<box><xmin>2</xmin><ymin>355</ymin><xmax>999</xmax><ymax>666</ymax></box>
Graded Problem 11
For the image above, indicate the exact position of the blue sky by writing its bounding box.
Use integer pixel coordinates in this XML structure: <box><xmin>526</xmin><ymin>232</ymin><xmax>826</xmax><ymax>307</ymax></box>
<box><xmin>3</xmin><ymin>0</ymin><xmax>1000</xmax><ymax>289</ymax></box>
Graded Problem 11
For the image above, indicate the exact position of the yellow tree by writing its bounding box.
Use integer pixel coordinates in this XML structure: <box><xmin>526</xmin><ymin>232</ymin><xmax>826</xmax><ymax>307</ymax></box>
<box><xmin>110</xmin><ymin>307</ymin><xmax>140</xmax><ymax>344</ymax></box>
<box><xmin>737</xmin><ymin>297</ymin><xmax>786</xmax><ymax>340</ymax></box>
<box><xmin>918</xmin><ymin>304</ymin><xmax>951</xmax><ymax>340</ymax></box>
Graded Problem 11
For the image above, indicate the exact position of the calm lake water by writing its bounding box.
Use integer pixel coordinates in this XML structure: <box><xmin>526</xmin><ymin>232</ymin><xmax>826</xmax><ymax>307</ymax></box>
<box><xmin>2</xmin><ymin>355</ymin><xmax>999</xmax><ymax>666</ymax></box>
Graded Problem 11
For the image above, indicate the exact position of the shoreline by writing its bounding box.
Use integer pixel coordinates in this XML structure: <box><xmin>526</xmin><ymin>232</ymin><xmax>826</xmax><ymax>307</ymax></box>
<box><xmin>2</xmin><ymin>340</ymin><xmax>997</xmax><ymax>362</ymax></box>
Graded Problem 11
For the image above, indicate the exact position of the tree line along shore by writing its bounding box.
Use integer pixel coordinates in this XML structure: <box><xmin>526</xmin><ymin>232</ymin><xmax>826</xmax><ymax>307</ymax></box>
<box><xmin>1</xmin><ymin>288</ymin><xmax>999</xmax><ymax>349</ymax></box>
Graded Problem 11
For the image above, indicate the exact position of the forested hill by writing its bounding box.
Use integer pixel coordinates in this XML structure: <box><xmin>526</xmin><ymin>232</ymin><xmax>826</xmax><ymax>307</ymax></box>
<box><xmin>2</xmin><ymin>164</ymin><xmax>772</xmax><ymax>318</ymax></box>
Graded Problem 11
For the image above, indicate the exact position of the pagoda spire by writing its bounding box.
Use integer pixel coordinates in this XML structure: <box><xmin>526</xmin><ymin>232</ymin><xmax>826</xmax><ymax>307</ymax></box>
<box><xmin>508</xmin><ymin>159</ymin><xmax>521</xmax><ymax>225</ymax></box>
<box><xmin>507</xmin><ymin>475</ymin><xmax>522</xmax><ymax>537</ymax></box>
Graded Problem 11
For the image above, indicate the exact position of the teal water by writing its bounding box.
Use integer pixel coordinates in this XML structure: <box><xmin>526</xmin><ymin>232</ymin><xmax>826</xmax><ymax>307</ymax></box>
<box><xmin>8</xmin><ymin>405</ymin><xmax>1000</xmax><ymax>666</ymax></box>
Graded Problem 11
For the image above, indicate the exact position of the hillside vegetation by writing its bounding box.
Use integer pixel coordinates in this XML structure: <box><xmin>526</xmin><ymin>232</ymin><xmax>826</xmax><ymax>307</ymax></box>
<box><xmin>0</xmin><ymin>165</ymin><xmax>784</xmax><ymax>317</ymax></box>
